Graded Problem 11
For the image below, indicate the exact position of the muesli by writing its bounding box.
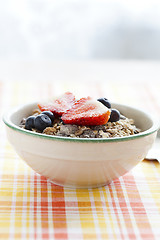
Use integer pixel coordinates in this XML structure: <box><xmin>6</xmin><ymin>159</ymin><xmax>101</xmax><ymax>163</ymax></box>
<box><xmin>19</xmin><ymin>92</ymin><xmax>141</xmax><ymax>138</ymax></box>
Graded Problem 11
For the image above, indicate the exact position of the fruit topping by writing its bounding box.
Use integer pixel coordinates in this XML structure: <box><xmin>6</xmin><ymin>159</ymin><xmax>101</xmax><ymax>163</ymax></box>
<box><xmin>41</xmin><ymin>111</ymin><xmax>55</xmax><ymax>123</ymax></box>
<box><xmin>35</xmin><ymin>114</ymin><xmax>52</xmax><ymax>131</ymax></box>
<box><xmin>109</xmin><ymin>109</ymin><xmax>120</xmax><ymax>122</ymax></box>
<box><xmin>61</xmin><ymin>97</ymin><xmax>111</xmax><ymax>126</ymax></box>
<box><xmin>25</xmin><ymin>116</ymin><xmax>36</xmax><ymax>130</ymax></box>
<box><xmin>97</xmin><ymin>98</ymin><xmax>111</xmax><ymax>108</ymax></box>
<box><xmin>38</xmin><ymin>92</ymin><xmax>75</xmax><ymax>116</ymax></box>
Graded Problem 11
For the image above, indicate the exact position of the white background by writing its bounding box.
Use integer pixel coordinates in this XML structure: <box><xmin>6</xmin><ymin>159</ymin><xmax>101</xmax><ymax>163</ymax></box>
<box><xmin>1</xmin><ymin>0</ymin><xmax>160</xmax><ymax>60</ymax></box>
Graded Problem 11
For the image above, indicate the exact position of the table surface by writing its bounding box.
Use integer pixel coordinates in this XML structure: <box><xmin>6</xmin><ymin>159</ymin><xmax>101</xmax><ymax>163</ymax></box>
<box><xmin>0</xmin><ymin>60</ymin><xmax>160</xmax><ymax>240</ymax></box>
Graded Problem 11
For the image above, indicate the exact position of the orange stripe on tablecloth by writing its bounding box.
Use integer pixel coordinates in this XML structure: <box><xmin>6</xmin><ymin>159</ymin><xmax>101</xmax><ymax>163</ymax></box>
<box><xmin>24</xmin><ymin>168</ymin><xmax>31</xmax><ymax>233</ymax></box>
<box><xmin>51</xmin><ymin>184</ymin><xmax>68</xmax><ymax>240</ymax></box>
<box><xmin>123</xmin><ymin>173</ymin><xmax>155</xmax><ymax>240</ymax></box>
<box><xmin>34</xmin><ymin>174</ymin><xmax>37</xmax><ymax>239</ymax></box>
<box><xmin>1</xmin><ymin>146</ymin><xmax>22</xmax><ymax>239</ymax></box>
<box><xmin>142</xmin><ymin>161</ymin><xmax>160</xmax><ymax>214</ymax></box>
<box><xmin>108</xmin><ymin>184</ymin><xmax>125</xmax><ymax>240</ymax></box>
<box><xmin>0</xmin><ymin>139</ymin><xmax>10</xmax><ymax>239</ymax></box>
<box><xmin>40</xmin><ymin>176</ymin><xmax>49</xmax><ymax>239</ymax></box>
<box><xmin>113</xmin><ymin>178</ymin><xmax>137</xmax><ymax>239</ymax></box>
<box><xmin>14</xmin><ymin>174</ymin><xmax>24</xmax><ymax>233</ymax></box>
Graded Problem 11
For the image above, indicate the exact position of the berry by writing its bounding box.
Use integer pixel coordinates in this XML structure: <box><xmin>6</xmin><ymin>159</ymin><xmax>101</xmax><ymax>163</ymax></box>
<box><xmin>41</xmin><ymin>111</ymin><xmax>55</xmax><ymax>123</ymax></box>
<box><xmin>25</xmin><ymin>116</ymin><xmax>36</xmax><ymax>130</ymax></box>
<box><xmin>35</xmin><ymin>114</ymin><xmax>52</xmax><ymax>131</ymax></box>
<box><xmin>97</xmin><ymin>98</ymin><xmax>111</xmax><ymax>108</ymax></box>
<box><xmin>62</xmin><ymin>97</ymin><xmax>111</xmax><ymax>126</ymax></box>
<box><xmin>38</xmin><ymin>92</ymin><xmax>76</xmax><ymax>116</ymax></box>
<box><xmin>109</xmin><ymin>109</ymin><xmax>120</xmax><ymax>122</ymax></box>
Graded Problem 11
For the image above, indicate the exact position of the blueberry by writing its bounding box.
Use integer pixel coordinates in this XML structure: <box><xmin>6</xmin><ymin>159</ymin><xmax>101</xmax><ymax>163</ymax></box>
<box><xmin>35</xmin><ymin>114</ymin><xmax>52</xmax><ymax>131</ymax></box>
<box><xmin>25</xmin><ymin>116</ymin><xmax>36</xmax><ymax>130</ymax></box>
<box><xmin>109</xmin><ymin>109</ymin><xmax>120</xmax><ymax>122</ymax></box>
<box><xmin>41</xmin><ymin>111</ymin><xmax>55</xmax><ymax>123</ymax></box>
<box><xmin>97</xmin><ymin>98</ymin><xmax>111</xmax><ymax>108</ymax></box>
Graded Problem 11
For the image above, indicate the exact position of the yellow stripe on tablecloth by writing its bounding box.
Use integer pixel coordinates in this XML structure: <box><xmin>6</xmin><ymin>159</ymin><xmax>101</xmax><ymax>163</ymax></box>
<box><xmin>131</xmin><ymin>161</ymin><xmax>160</xmax><ymax>240</ymax></box>
<box><xmin>76</xmin><ymin>189</ymin><xmax>97</xmax><ymax>239</ymax></box>
<box><xmin>0</xmin><ymin>142</ymin><xmax>34</xmax><ymax>238</ymax></box>
<box><xmin>102</xmin><ymin>187</ymin><xmax>118</xmax><ymax>239</ymax></box>
<box><xmin>21</xmin><ymin>160</ymin><xmax>31</xmax><ymax>239</ymax></box>
<box><xmin>141</xmin><ymin>161</ymin><xmax>160</xmax><ymax>215</ymax></box>
<box><xmin>89</xmin><ymin>188</ymin><xmax>108</xmax><ymax>239</ymax></box>
<box><xmin>8</xmin><ymin>151</ymin><xmax>20</xmax><ymax>238</ymax></box>
<box><xmin>0</xmin><ymin>143</ymin><xmax>15</xmax><ymax>238</ymax></box>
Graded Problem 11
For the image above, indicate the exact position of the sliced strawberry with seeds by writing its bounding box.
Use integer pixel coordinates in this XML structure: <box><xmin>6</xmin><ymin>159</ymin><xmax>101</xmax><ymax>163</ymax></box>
<box><xmin>38</xmin><ymin>92</ymin><xmax>76</xmax><ymax>116</ymax></box>
<box><xmin>61</xmin><ymin>97</ymin><xmax>111</xmax><ymax>126</ymax></box>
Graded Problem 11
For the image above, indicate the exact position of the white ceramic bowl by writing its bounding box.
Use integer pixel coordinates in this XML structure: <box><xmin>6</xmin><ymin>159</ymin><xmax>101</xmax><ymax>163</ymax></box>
<box><xmin>3</xmin><ymin>102</ymin><xmax>159</xmax><ymax>188</ymax></box>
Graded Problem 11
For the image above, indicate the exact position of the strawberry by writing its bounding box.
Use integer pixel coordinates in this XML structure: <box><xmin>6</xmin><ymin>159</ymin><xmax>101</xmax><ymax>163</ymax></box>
<box><xmin>61</xmin><ymin>97</ymin><xmax>111</xmax><ymax>125</ymax></box>
<box><xmin>38</xmin><ymin>92</ymin><xmax>76</xmax><ymax>116</ymax></box>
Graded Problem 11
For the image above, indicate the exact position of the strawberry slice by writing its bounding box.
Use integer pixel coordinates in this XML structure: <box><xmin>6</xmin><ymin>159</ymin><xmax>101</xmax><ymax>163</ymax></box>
<box><xmin>38</xmin><ymin>92</ymin><xmax>76</xmax><ymax>116</ymax></box>
<box><xmin>61</xmin><ymin>97</ymin><xmax>111</xmax><ymax>125</ymax></box>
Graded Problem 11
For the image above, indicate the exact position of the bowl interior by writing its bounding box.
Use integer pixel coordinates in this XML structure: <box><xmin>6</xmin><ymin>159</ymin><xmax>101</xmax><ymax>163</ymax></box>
<box><xmin>10</xmin><ymin>103</ymin><xmax>38</xmax><ymax>126</ymax></box>
<box><xmin>8</xmin><ymin>102</ymin><xmax>154</xmax><ymax>133</ymax></box>
<box><xmin>112</xmin><ymin>103</ymin><xmax>153</xmax><ymax>132</ymax></box>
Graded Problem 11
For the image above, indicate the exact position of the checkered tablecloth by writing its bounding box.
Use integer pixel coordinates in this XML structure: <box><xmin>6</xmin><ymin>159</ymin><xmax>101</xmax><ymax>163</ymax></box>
<box><xmin>0</xmin><ymin>80</ymin><xmax>160</xmax><ymax>240</ymax></box>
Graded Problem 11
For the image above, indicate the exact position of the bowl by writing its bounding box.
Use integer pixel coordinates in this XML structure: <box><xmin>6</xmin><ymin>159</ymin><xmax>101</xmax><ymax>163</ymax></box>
<box><xmin>3</xmin><ymin>102</ymin><xmax>159</xmax><ymax>188</ymax></box>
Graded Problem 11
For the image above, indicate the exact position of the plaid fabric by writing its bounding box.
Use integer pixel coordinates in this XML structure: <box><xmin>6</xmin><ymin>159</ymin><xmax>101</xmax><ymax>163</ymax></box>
<box><xmin>0</xmin><ymin>80</ymin><xmax>160</xmax><ymax>240</ymax></box>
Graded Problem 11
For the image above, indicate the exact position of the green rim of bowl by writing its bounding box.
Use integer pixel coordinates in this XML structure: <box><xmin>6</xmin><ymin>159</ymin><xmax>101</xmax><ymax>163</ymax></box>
<box><xmin>3</xmin><ymin>103</ymin><xmax>160</xmax><ymax>143</ymax></box>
